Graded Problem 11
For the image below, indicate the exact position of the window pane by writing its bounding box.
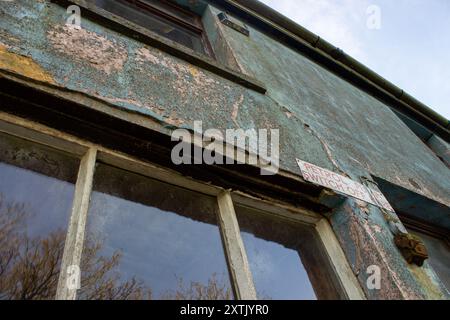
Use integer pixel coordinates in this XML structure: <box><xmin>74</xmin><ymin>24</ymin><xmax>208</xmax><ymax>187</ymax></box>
<box><xmin>95</xmin><ymin>0</ymin><xmax>206</xmax><ymax>55</ymax></box>
<box><xmin>78</xmin><ymin>164</ymin><xmax>233</xmax><ymax>300</ymax></box>
<box><xmin>0</xmin><ymin>133</ymin><xmax>79</xmax><ymax>300</ymax></box>
<box><xmin>140</xmin><ymin>0</ymin><xmax>198</xmax><ymax>25</ymax></box>
<box><xmin>235</xmin><ymin>205</ymin><xmax>340</xmax><ymax>300</ymax></box>
<box><xmin>411</xmin><ymin>231</ymin><xmax>450</xmax><ymax>291</ymax></box>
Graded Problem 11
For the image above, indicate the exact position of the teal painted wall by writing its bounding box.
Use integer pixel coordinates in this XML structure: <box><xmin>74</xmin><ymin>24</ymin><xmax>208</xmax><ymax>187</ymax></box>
<box><xmin>0</xmin><ymin>0</ymin><xmax>448</xmax><ymax>299</ymax></box>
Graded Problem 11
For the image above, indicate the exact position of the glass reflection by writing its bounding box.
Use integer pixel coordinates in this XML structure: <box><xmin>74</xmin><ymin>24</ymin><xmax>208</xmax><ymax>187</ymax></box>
<box><xmin>78</xmin><ymin>164</ymin><xmax>233</xmax><ymax>300</ymax></box>
<box><xmin>0</xmin><ymin>133</ymin><xmax>79</xmax><ymax>300</ymax></box>
<box><xmin>410</xmin><ymin>230</ymin><xmax>450</xmax><ymax>291</ymax></box>
<box><xmin>95</xmin><ymin>0</ymin><xmax>206</xmax><ymax>55</ymax></box>
<box><xmin>235</xmin><ymin>205</ymin><xmax>340</xmax><ymax>300</ymax></box>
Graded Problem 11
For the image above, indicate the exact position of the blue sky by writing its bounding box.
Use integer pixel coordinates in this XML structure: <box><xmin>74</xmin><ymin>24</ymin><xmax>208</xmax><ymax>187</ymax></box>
<box><xmin>260</xmin><ymin>0</ymin><xmax>450</xmax><ymax>119</ymax></box>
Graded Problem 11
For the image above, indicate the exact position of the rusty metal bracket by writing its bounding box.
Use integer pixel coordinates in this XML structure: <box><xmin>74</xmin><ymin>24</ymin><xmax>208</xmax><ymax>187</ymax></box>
<box><xmin>218</xmin><ymin>12</ymin><xmax>250</xmax><ymax>36</ymax></box>
<box><xmin>394</xmin><ymin>233</ymin><xmax>429</xmax><ymax>267</ymax></box>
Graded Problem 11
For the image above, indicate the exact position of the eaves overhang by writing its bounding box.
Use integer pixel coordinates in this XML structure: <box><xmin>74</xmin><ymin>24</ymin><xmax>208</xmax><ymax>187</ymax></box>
<box><xmin>209</xmin><ymin>0</ymin><xmax>450</xmax><ymax>142</ymax></box>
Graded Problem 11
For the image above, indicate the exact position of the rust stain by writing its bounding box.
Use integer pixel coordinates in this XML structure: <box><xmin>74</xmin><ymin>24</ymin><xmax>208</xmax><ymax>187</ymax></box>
<box><xmin>188</xmin><ymin>65</ymin><xmax>200</xmax><ymax>78</ymax></box>
<box><xmin>0</xmin><ymin>44</ymin><xmax>55</xmax><ymax>84</ymax></box>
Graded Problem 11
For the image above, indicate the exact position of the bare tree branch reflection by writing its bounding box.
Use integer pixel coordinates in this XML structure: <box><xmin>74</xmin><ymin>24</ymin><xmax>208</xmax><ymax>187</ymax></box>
<box><xmin>0</xmin><ymin>195</ymin><xmax>150</xmax><ymax>300</ymax></box>
<box><xmin>161</xmin><ymin>273</ymin><xmax>233</xmax><ymax>300</ymax></box>
<box><xmin>0</xmin><ymin>194</ymin><xmax>233</xmax><ymax>300</ymax></box>
<box><xmin>78</xmin><ymin>234</ymin><xmax>152</xmax><ymax>300</ymax></box>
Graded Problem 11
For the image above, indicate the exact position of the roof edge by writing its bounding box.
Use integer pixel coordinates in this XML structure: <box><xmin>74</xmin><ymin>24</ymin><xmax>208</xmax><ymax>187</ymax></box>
<box><xmin>214</xmin><ymin>0</ymin><xmax>450</xmax><ymax>139</ymax></box>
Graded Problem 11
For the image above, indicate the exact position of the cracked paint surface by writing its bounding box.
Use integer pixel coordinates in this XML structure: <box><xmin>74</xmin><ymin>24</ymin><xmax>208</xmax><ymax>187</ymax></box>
<box><xmin>330</xmin><ymin>198</ymin><xmax>448</xmax><ymax>299</ymax></box>
<box><xmin>0</xmin><ymin>43</ymin><xmax>55</xmax><ymax>84</ymax></box>
<box><xmin>0</xmin><ymin>0</ymin><xmax>449</xmax><ymax>300</ymax></box>
<box><xmin>47</xmin><ymin>25</ymin><xmax>128</xmax><ymax>75</ymax></box>
<box><xmin>0</xmin><ymin>0</ymin><xmax>337</xmax><ymax>175</ymax></box>
<box><xmin>217</xmin><ymin>13</ymin><xmax>450</xmax><ymax>207</ymax></box>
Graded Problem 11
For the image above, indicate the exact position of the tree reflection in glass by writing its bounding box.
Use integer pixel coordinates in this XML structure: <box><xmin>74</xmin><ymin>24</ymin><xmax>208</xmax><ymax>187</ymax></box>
<box><xmin>0</xmin><ymin>132</ymin><xmax>233</xmax><ymax>300</ymax></box>
<box><xmin>78</xmin><ymin>164</ymin><xmax>234</xmax><ymax>300</ymax></box>
<box><xmin>0</xmin><ymin>133</ymin><xmax>79</xmax><ymax>300</ymax></box>
<box><xmin>235</xmin><ymin>205</ymin><xmax>341</xmax><ymax>300</ymax></box>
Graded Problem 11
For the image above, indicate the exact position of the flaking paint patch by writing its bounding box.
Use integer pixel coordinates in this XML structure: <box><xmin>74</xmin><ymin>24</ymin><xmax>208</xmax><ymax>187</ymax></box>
<box><xmin>409</xmin><ymin>264</ymin><xmax>448</xmax><ymax>299</ymax></box>
<box><xmin>0</xmin><ymin>44</ymin><xmax>55</xmax><ymax>84</ymax></box>
<box><xmin>360</xmin><ymin>220</ymin><xmax>421</xmax><ymax>299</ymax></box>
<box><xmin>0</xmin><ymin>30</ymin><xmax>20</xmax><ymax>49</ymax></box>
<box><xmin>341</xmin><ymin>203</ymin><xmax>423</xmax><ymax>299</ymax></box>
<box><xmin>136</xmin><ymin>46</ymin><xmax>193</xmax><ymax>76</ymax></box>
<box><xmin>231</xmin><ymin>94</ymin><xmax>244</xmax><ymax>127</ymax></box>
<box><xmin>134</xmin><ymin>45</ymin><xmax>238</xmax><ymax>117</ymax></box>
<box><xmin>0</xmin><ymin>41</ymin><xmax>11</xmax><ymax>50</ymax></box>
<box><xmin>136</xmin><ymin>46</ymin><xmax>220</xmax><ymax>89</ymax></box>
<box><xmin>96</xmin><ymin>94</ymin><xmax>185</xmax><ymax>127</ymax></box>
<box><xmin>135</xmin><ymin>47</ymin><xmax>161</xmax><ymax>66</ymax></box>
<box><xmin>372</xmin><ymin>224</ymin><xmax>383</xmax><ymax>233</ymax></box>
<box><xmin>47</xmin><ymin>25</ymin><xmax>128</xmax><ymax>75</ymax></box>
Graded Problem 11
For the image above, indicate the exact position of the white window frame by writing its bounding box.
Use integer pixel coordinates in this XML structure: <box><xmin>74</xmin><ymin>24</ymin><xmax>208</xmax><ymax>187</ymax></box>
<box><xmin>0</xmin><ymin>111</ymin><xmax>365</xmax><ymax>300</ymax></box>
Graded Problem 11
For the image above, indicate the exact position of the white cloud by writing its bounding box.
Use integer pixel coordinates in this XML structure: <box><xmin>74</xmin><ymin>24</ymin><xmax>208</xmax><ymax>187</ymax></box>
<box><xmin>259</xmin><ymin>0</ymin><xmax>450</xmax><ymax>119</ymax></box>
<box><xmin>260</xmin><ymin>0</ymin><xmax>371</xmax><ymax>62</ymax></box>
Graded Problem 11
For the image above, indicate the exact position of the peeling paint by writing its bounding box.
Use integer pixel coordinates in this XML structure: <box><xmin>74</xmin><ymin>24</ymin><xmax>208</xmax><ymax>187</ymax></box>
<box><xmin>0</xmin><ymin>0</ymin><xmax>448</xmax><ymax>300</ymax></box>
<box><xmin>93</xmin><ymin>94</ymin><xmax>185</xmax><ymax>127</ymax></box>
<box><xmin>0</xmin><ymin>44</ymin><xmax>55</xmax><ymax>84</ymax></box>
<box><xmin>219</xmin><ymin>15</ymin><xmax>450</xmax><ymax>206</ymax></box>
<box><xmin>0</xmin><ymin>29</ymin><xmax>20</xmax><ymax>47</ymax></box>
<box><xmin>231</xmin><ymin>94</ymin><xmax>244</xmax><ymax>126</ymax></box>
<box><xmin>409</xmin><ymin>264</ymin><xmax>448</xmax><ymax>299</ymax></box>
<box><xmin>47</xmin><ymin>25</ymin><xmax>128</xmax><ymax>75</ymax></box>
<box><xmin>136</xmin><ymin>46</ymin><xmax>220</xmax><ymax>89</ymax></box>
<box><xmin>337</xmin><ymin>202</ymin><xmax>422</xmax><ymax>299</ymax></box>
<box><xmin>372</xmin><ymin>224</ymin><xmax>383</xmax><ymax>233</ymax></box>
<box><xmin>360</xmin><ymin>218</ymin><xmax>421</xmax><ymax>299</ymax></box>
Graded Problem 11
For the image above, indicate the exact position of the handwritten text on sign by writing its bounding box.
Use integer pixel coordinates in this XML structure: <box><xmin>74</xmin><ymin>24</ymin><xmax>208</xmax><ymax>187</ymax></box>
<box><xmin>296</xmin><ymin>159</ymin><xmax>394</xmax><ymax>212</ymax></box>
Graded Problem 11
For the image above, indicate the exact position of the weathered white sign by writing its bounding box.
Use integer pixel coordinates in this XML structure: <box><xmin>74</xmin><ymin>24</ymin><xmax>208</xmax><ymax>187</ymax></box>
<box><xmin>296</xmin><ymin>159</ymin><xmax>395</xmax><ymax>212</ymax></box>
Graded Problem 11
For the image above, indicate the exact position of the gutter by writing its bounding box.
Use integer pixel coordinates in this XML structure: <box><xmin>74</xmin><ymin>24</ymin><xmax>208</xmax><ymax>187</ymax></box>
<box><xmin>212</xmin><ymin>0</ymin><xmax>450</xmax><ymax>141</ymax></box>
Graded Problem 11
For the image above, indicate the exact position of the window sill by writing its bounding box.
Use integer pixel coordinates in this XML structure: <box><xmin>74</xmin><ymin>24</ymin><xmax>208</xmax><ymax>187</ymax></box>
<box><xmin>51</xmin><ymin>0</ymin><xmax>267</xmax><ymax>94</ymax></box>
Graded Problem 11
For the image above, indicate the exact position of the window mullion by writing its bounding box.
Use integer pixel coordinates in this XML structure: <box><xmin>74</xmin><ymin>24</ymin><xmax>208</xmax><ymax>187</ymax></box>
<box><xmin>55</xmin><ymin>147</ymin><xmax>98</xmax><ymax>300</ymax></box>
<box><xmin>217</xmin><ymin>191</ymin><xmax>257</xmax><ymax>300</ymax></box>
<box><xmin>315</xmin><ymin>219</ymin><xmax>366</xmax><ymax>300</ymax></box>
